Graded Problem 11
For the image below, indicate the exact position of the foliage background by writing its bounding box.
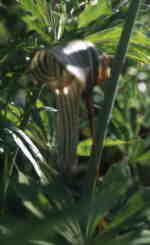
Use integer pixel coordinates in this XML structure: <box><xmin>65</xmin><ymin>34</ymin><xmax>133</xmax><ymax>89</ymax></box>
<box><xmin>0</xmin><ymin>0</ymin><xmax>150</xmax><ymax>244</ymax></box>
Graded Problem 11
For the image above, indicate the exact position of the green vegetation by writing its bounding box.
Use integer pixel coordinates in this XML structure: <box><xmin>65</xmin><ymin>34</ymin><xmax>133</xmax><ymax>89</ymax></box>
<box><xmin>0</xmin><ymin>0</ymin><xmax>150</xmax><ymax>244</ymax></box>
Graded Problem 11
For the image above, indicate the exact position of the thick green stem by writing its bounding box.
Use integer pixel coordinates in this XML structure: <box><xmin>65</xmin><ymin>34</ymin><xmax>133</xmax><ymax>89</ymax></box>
<box><xmin>84</xmin><ymin>0</ymin><xmax>142</xmax><ymax>197</ymax></box>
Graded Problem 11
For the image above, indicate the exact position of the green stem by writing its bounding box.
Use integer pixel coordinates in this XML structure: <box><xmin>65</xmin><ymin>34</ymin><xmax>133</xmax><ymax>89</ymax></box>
<box><xmin>84</xmin><ymin>0</ymin><xmax>142</xmax><ymax>197</ymax></box>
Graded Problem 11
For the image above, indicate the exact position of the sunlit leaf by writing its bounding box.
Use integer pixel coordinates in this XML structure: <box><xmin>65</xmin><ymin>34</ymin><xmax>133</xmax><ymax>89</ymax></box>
<box><xmin>12</xmin><ymin>128</ymin><xmax>46</xmax><ymax>164</ymax></box>
<box><xmin>39</xmin><ymin>106</ymin><xmax>58</xmax><ymax>113</ymax></box>
<box><xmin>85</xmin><ymin>26</ymin><xmax>150</xmax><ymax>63</ymax></box>
<box><xmin>20</xmin><ymin>0</ymin><xmax>53</xmax><ymax>42</ymax></box>
<box><xmin>77</xmin><ymin>137</ymin><xmax>138</xmax><ymax>156</ymax></box>
<box><xmin>5</xmin><ymin>104</ymin><xmax>22</xmax><ymax>125</ymax></box>
<box><xmin>77</xmin><ymin>138</ymin><xmax>92</xmax><ymax>156</ymax></box>
<box><xmin>23</xmin><ymin>200</ymin><xmax>44</xmax><ymax>219</ymax></box>
<box><xmin>7</xmin><ymin>128</ymin><xmax>47</xmax><ymax>183</ymax></box>
<box><xmin>85</xmin><ymin>25</ymin><xmax>122</xmax><ymax>46</ymax></box>
<box><xmin>78</xmin><ymin>0</ymin><xmax>112</xmax><ymax>28</ymax></box>
<box><xmin>135</xmin><ymin>151</ymin><xmax>150</xmax><ymax>162</ymax></box>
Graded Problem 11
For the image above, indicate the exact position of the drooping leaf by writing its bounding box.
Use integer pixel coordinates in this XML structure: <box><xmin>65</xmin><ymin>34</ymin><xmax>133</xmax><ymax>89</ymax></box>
<box><xmin>13</xmin><ymin>128</ymin><xmax>45</xmax><ymax>162</ymax></box>
<box><xmin>6</xmin><ymin>128</ymin><xmax>48</xmax><ymax>183</ymax></box>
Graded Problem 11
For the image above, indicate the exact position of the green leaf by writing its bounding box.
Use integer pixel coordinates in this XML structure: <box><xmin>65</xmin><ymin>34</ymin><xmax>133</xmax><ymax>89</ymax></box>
<box><xmin>77</xmin><ymin>137</ymin><xmax>138</xmax><ymax>156</ymax></box>
<box><xmin>135</xmin><ymin>151</ymin><xmax>150</xmax><ymax>162</ymax></box>
<box><xmin>87</xmin><ymin>163</ymin><xmax>132</xmax><ymax>235</ymax></box>
<box><xmin>132</xmin><ymin>31</ymin><xmax>150</xmax><ymax>47</ymax></box>
<box><xmin>0</xmin><ymin>197</ymin><xmax>85</xmax><ymax>245</ymax></box>
<box><xmin>20</xmin><ymin>0</ymin><xmax>53</xmax><ymax>42</ymax></box>
<box><xmin>52</xmin><ymin>217</ymin><xmax>84</xmax><ymax>245</ymax></box>
<box><xmin>85</xmin><ymin>26</ymin><xmax>150</xmax><ymax>63</ymax></box>
<box><xmin>11</xmin><ymin>128</ymin><xmax>47</xmax><ymax>166</ymax></box>
<box><xmin>23</xmin><ymin>200</ymin><xmax>45</xmax><ymax>219</ymax></box>
<box><xmin>78</xmin><ymin>0</ymin><xmax>112</xmax><ymax>28</ymax></box>
<box><xmin>106</xmin><ymin>189</ymin><xmax>150</xmax><ymax>232</ymax></box>
<box><xmin>85</xmin><ymin>25</ymin><xmax>122</xmax><ymax>50</ymax></box>
<box><xmin>7</xmin><ymin>128</ymin><xmax>47</xmax><ymax>183</ymax></box>
<box><xmin>77</xmin><ymin>138</ymin><xmax>92</xmax><ymax>157</ymax></box>
<box><xmin>94</xmin><ymin>230</ymin><xmax>150</xmax><ymax>245</ymax></box>
<box><xmin>5</xmin><ymin>104</ymin><xmax>22</xmax><ymax>125</ymax></box>
<box><xmin>30</xmin><ymin>241</ymin><xmax>53</xmax><ymax>245</ymax></box>
<box><xmin>94</xmin><ymin>189</ymin><xmax>150</xmax><ymax>245</ymax></box>
<box><xmin>128</xmin><ymin>43</ymin><xmax>150</xmax><ymax>63</ymax></box>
